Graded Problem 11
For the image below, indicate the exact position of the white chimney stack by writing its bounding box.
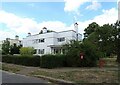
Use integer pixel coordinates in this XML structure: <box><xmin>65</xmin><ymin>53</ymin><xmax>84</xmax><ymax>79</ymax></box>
<box><xmin>74</xmin><ymin>22</ymin><xmax>78</xmax><ymax>41</ymax></box>
<box><xmin>28</xmin><ymin>32</ymin><xmax>31</xmax><ymax>36</ymax></box>
<box><xmin>74</xmin><ymin>22</ymin><xmax>78</xmax><ymax>33</ymax></box>
<box><xmin>15</xmin><ymin>35</ymin><xmax>19</xmax><ymax>40</ymax></box>
<box><xmin>42</xmin><ymin>27</ymin><xmax>47</xmax><ymax>33</ymax></box>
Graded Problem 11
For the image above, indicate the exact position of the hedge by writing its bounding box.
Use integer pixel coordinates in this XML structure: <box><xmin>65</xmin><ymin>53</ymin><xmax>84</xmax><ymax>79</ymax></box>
<box><xmin>2</xmin><ymin>55</ymin><xmax>40</xmax><ymax>67</ymax></box>
<box><xmin>40</xmin><ymin>54</ymin><xmax>66</xmax><ymax>69</ymax></box>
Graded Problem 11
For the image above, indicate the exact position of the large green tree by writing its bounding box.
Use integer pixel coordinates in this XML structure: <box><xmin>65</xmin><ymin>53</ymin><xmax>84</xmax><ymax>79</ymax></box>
<box><xmin>2</xmin><ymin>40</ymin><xmax>10</xmax><ymax>54</ymax></box>
<box><xmin>97</xmin><ymin>24</ymin><xmax>114</xmax><ymax>56</ymax></box>
<box><xmin>112</xmin><ymin>20</ymin><xmax>120</xmax><ymax>63</ymax></box>
<box><xmin>84</xmin><ymin>22</ymin><xmax>100</xmax><ymax>38</ymax></box>
<box><xmin>84</xmin><ymin>21</ymin><xmax>120</xmax><ymax>63</ymax></box>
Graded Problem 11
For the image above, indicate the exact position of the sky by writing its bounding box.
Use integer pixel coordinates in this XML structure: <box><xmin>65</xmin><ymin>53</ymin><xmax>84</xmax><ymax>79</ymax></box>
<box><xmin>0</xmin><ymin>0</ymin><xmax>119</xmax><ymax>40</ymax></box>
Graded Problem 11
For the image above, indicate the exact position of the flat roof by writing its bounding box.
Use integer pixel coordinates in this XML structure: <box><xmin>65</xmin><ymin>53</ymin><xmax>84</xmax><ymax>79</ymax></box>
<box><xmin>27</xmin><ymin>30</ymin><xmax>81</xmax><ymax>37</ymax></box>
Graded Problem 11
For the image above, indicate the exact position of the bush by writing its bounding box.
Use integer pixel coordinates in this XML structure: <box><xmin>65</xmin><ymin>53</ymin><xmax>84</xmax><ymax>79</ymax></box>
<box><xmin>2</xmin><ymin>55</ymin><xmax>40</xmax><ymax>67</ymax></box>
<box><xmin>40</xmin><ymin>54</ymin><xmax>66</xmax><ymax>69</ymax></box>
<box><xmin>79</xmin><ymin>42</ymin><xmax>99</xmax><ymax>67</ymax></box>
<box><xmin>65</xmin><ymin>41</ymin><xmax>99</xmax><ymax>67</ymax></box>
<box><xmin>20</xmin><ymin>47</ymin><xmax>34</xmax><ymax>56</ymax></box>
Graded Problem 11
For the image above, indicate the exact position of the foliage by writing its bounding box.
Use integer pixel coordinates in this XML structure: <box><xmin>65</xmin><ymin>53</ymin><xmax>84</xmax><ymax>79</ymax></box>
<box><xmin>84</xmin><ymin>22</ymin><xmax>100</xmax><ymax>38</ymax></box>
<box><xmin>20</xmin><ymin>47</ymin><xmax>34</xmax><ymax>56</ymax></box>
<box><xmin>2</xmin><ymin>55</ymin><xmax>40</xmax><ymax>66</ymax></box>
<box><xmin>63</xmin><ymin>40</ymin><xmax>98</xmax><ymax>67</ymax></box>
<box><xmin>83</xmin><ymin>21</ymin><xmax>120</xmax><ymax>63</ymax></box>
<box><xmin>2</xmin><ymin>39</ymin><xmax>22</xmax><ymax>55</ymax></box>
<box><xmin>40</xmin><ymin>54</ymin><xmax>66</xmax><ymax>68</ymax></box>
<box><xmin>10</xmin><ymin>44</ymin><xmax>22</xmax><ymax>55</ymax></box>
<box><xmin>2</xmin><ymin>40</ymin><xmax>10</xmax><ymax>55</ymax></box>
<box><xmin>63</xmin><ymin>40</ymin><xmax>82</xmax><ymax>67</ymax></box>
<box><xmin>80</xmin><ymin>41</ymin><xmax>99</xmax><ymax>66</ymax></box>
<box><xmin>112</xmin><ymin>20</ymin><xmax>120</xmax><ymax>63</ymax></box>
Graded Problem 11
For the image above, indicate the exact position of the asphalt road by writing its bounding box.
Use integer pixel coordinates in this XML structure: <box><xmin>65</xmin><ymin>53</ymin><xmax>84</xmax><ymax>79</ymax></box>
<box><xmin>1</xmin><ymin>71</ymin><xmax>51</xmax><ymax>85</ymax></box>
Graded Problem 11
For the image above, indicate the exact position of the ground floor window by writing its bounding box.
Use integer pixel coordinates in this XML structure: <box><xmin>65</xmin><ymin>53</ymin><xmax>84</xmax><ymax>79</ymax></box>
<box><xmin>34</xmin><ymin>49</ymin><xmax>37</xmax><ymax>54</ymax></box>
<box><xmin>38</xmin><ymin>49</ymin><xmax>44</xmax><ymax>54</ymax></box>
<box><xmin>52</xmin><ymin>48</ymin><xmax>65</xmax><ymax>54</ymax></box>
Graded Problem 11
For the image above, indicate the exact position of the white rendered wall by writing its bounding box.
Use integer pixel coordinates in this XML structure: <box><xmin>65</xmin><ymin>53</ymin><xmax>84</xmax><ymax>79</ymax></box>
<box><xmin>23</xmin><ymin>30</ymin><xmax>82</xmax><ymax>55</ymax></box>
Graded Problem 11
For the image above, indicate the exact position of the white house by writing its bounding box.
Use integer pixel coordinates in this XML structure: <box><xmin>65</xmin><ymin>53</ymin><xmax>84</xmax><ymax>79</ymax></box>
<box><xmin>23</xmin><ymin>23</ymin><xmax>82</xmax><ymax>55</ymax></box>
<box><xmin>0</xmin><ymin>35</ymin><xmax>22</xmax><ymax>48</ymax></box>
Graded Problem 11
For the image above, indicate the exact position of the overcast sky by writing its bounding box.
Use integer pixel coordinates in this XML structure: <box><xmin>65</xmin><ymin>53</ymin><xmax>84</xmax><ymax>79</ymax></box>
<box><xmin>0</xmin><ymin>0</ymin><xmax>118</xmax><ymax>40</ymax></box>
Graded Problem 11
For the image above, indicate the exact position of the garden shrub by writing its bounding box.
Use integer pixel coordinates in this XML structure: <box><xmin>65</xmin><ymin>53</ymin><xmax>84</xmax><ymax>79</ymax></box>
<box><xmin>20</xmin><ymin>47</ymin><xmax>34</xmax><ymax>56</ymax></box>
<box><xmin>65</xmin><ymin>41</ymin><xmax>99</xmax><ymax>67</ymax></box>
<box><xmin>2</xmin><ymin>55</ymin><xmax>40</xmax><ymax>67</ymax></box>
<box><xmin>40</xmin><ymin>54</ymin><xmax>66</xmax><ymax>68</ymax></box>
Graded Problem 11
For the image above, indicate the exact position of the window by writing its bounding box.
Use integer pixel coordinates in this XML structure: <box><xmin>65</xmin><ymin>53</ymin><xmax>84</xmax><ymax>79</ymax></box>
<box><xmin>57</xmin><ymin>37</ymin><xmax>65</xmax><ymax>42</ymax></box>
<box><xmin>33</xmin><ymin>39</ymin><xmax>39</xmax><ymax>44</ymax></box>
<box><xmin>39</xmin><ymin>39</ymin><xmax>45</xmax><ymax>43</ymax></box>
<box><xmin>33</xmin><ymin>39</ymin><xmax>45</xmax><ymax>44</ymax></box>
<box><xmin>38</xmin><ymin>49</ymin><xmax>44</xmax><ymax>54</ymax></box>
<box><xmin>34</xmin><ymin>49</ymin><xmax>37</xmax><ymax>54</ymax></box>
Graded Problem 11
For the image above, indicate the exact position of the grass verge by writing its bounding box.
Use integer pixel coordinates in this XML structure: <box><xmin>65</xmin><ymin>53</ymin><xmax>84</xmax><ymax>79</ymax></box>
<box><xmin>30</xmin><ymin>69</ymin><xmax>118</xmax><ymax>83</ymax></box>
<box><xmin>2</xmin><ymin>63</ymin><xmax>24</xmax><ymax>73</ymax></box>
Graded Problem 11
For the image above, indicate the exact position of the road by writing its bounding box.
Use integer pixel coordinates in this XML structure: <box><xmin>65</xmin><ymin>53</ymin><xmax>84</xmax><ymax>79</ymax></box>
<box><xmin>1</xmin><ymin>71</ymin><xmax>51</xmax><ymax>84</ymax></box>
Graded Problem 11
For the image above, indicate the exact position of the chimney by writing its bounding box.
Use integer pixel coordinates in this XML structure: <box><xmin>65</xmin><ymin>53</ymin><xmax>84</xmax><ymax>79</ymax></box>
<box><xmin>42</xmin><ymin>27</ymin><xmax>47</xmax><ymax>33</ymax></box>
<box><xmin>74</xmin><ymin>22</ymin><xmax>78</xmax><ymax>33</ymax></box>
<box><xmin>74</xmin><ymin>22</ymin><xmax>78</xmax><ymax>41</ymax></box>
<box><xmin>6</xmin><ymin>38</ymin><xmax>10</xmax><ymax>41</ymax></box>
<box><xmin>28</xmin><ymin>32</ymin><xmax>31</xmax><ymax>36</ymax></box>
<box><xmin>15</xmin><ymin>35</ymin><xmax>19</xmax><ymax>40</ymax></box>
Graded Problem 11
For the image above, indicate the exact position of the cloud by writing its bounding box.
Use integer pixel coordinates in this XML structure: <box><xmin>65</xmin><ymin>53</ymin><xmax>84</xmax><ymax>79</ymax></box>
<box><xmin>64</xmin><ymin>0</ymin><xmax>89</xmax><ymax>15</ymax></box>
<box><xmin>0</xmin><ymin>10</ymin><xmax>71</xmax><ymax>40</ymax></box>
<box><xmin>0</xmin><ymin>10</ymin><xmax>39</xmax><ymax>34</ymax></box>
<box><xmin>94</xmin><ymin>8</ymin><xmax>117</xmax><ymax>25</ymax></box>
<box><xmin>0</xmin><ymin>7</ymin><xmax>117</xmax><ymax>40</ymax></box>
<box><xmin>86</xmin><ymin>1</ymin><xmax>101</xmax><ymax>10</ymax></box>
<box><xmin>0</xmin><ymin>30</ymin><xmax>16</xmax><ymax>40</ymax></box>
<box><xmin>37</xmin><ymin>21</ymin><xmax>67</xmax><ymax>32</ymax></box>
<box><xmin>76</xmin><ymin>8</ymin><xmax>117</xmax><ymax>37</ymax></box>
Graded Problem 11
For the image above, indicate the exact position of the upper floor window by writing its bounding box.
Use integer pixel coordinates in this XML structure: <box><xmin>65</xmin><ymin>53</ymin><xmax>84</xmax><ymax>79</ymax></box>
<box><xmin>57</xmin><ymin>37</ymin><xmax>65</xmax><ymax>42</ymax></box>
<box><xmin>39</xmin><ymin>38</ymin><xmax>45</xmax><ymax>43</ymax></box>
<box><xmin>33</xmin><ymin>38</ymin><xmax>45</xmax><ymax>44</ymax></box>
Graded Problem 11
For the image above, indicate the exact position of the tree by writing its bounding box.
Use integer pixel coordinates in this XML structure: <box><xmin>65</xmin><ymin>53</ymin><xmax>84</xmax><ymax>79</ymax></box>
<box><xmin>2</xmin><ymin>40</ymin><xmax>10</xmax><ymax>54</ymax></box>
<box><xmin>10</xmin><ymin>43</ymin><xmax>22</xmax><ymax>55</ymax></box>
<box><xmin>112</xmin><ymin>20</ymin><xmax>120</xmax><ymax>63</ymax></box>
<box><xmin>84</xmin><ymin>22</ymin><xmax>117</xmax><ymax>57</ymax></box>
<box><xmin>97</xmin><ymin>24</ymin><xmax>114</xmax><ymax>56</ymax></box>
<box><xmin>84</xmin><ymin>22</ymin><xmax>100</xmax><ymax>38</ymax></box>
<box><xmin>84</xmin><ymin>21</ymin><xmax>120</xmax><ymax>63</ymax></box>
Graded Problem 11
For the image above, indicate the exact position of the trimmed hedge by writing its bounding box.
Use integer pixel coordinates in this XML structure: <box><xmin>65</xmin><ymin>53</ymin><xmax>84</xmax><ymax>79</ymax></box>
<box><xmin>2</xmin><ymin>55</ymin><xmax>40</xmax><ymax>67</ymax></box>
<box><xmin>40</xmin><ymin>54</ymin><xmax>66</xmax><ymax>69</ymax></box>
